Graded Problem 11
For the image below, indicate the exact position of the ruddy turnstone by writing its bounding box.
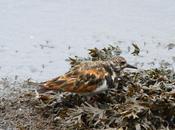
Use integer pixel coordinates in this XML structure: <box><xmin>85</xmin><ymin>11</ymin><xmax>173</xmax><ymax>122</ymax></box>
<box><xmin>39</xmin><ymin>56</ymin><xmax>137</xmax><ymax>95</ymax></box>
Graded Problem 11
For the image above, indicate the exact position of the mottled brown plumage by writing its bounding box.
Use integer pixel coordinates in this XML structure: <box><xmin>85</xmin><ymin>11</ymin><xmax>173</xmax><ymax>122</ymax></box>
<box><xmin>39</xmin><ymin>56</ymin><xmax>137</xmax><ymax>94</ymax></box>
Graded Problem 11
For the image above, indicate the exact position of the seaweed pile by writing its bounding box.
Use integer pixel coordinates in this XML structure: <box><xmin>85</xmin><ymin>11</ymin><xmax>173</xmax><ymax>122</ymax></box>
<box><xmin>36</xmin><ymin>45</ymin><xmax>175</xmax><ymax>130</ymax></box>
<box><xmin>0</xmin><ymin>45</ymin><xmax>175</xmax><ymax>130</ymax></box>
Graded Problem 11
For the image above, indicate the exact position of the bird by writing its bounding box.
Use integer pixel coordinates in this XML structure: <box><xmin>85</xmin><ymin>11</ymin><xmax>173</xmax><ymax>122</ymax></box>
<box><xmin>39</xmin><ymin>56</ymin><xmax>137</xmax><ymax>95</ymax></box>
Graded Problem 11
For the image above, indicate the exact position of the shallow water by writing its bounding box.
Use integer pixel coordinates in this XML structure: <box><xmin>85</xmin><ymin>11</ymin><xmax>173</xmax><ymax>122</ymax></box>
<box><xmin>0</xmin><ymin>0</ymin><xmax>175</xmax><ymax>82</ymax></box>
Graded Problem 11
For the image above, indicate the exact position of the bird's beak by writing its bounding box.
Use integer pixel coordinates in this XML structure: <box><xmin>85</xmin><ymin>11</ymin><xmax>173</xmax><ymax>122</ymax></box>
<box><xmin>126</xmin><ymin>64</ymin><xmax>137</xmax><ymax>69</ymax></box>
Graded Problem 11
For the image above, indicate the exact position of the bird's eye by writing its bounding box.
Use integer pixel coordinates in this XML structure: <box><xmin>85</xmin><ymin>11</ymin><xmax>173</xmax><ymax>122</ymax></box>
<box><xmin>121</xmin><ymin>61</ymin><xmax>126</xmax><ymax>65</ymax></box>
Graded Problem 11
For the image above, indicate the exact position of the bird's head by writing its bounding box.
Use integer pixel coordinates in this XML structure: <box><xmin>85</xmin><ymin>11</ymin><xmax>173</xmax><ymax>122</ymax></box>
<box><xmin>111</xmin><ymin>56</ymin><xmax>137</xmax><ymax>70</ymax></box>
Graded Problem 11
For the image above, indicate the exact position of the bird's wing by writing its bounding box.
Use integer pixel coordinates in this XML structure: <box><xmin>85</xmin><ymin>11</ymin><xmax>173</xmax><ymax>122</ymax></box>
<box><xmin>39</xmin><ymin>67</ymin><xmax>108</xmax><ymax>94</ymax></box>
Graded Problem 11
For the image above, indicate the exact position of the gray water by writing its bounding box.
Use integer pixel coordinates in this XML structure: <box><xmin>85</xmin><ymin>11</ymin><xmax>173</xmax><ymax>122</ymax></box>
<box><xmin>0</xmin><ymin>0</ymin><xmax>175</xmax><ymax>82</ymax></box>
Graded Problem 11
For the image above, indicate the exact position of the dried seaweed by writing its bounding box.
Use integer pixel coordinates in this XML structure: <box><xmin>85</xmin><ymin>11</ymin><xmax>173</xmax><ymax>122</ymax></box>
<box><xmin>68</xmin><ymin>45</ymin><xmax>121</xmax><ymax>67</ymax></box>
<box><xmin>34</xmin><ymin>45</ymin><xmax>175</xmax><ymax>130</ymax></box>
<box><xmin>1</xmin><ymin>44</ymin><xmax>175</xmax><ymax>130</ymax></box>
<box><xmin>131</xmin><ymin>43</ymin><xmax>140</xmax><ymax>56</ymax></box>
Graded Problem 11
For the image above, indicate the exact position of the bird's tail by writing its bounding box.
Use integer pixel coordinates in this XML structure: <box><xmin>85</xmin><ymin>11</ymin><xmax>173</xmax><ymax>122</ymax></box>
<box><xmin>38</xmin><ymin>77</ymin><xmax>67</xmax><ymax>93</ymax></box>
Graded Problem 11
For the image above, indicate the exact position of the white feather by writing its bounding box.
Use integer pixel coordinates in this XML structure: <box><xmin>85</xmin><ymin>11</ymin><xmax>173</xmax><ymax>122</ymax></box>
<box><xmin>94</xmin><ymin>80</ymin><xmax>108</xmax><ymax>93</ymax></box>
